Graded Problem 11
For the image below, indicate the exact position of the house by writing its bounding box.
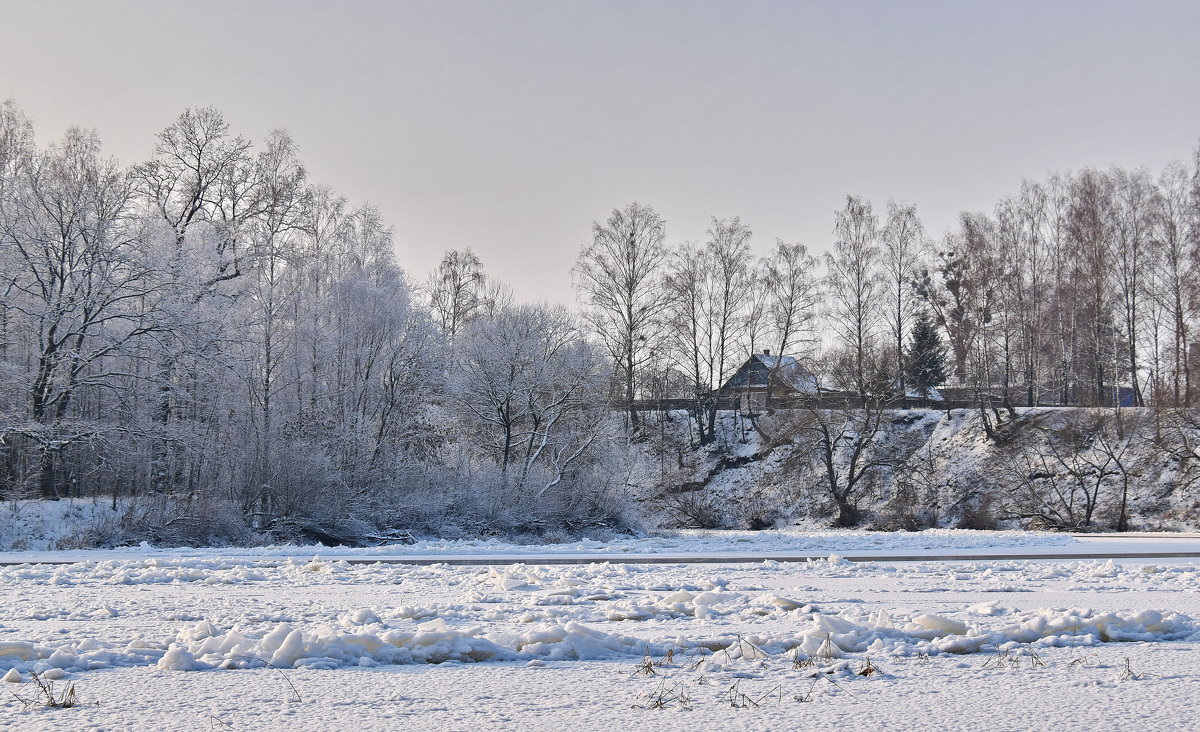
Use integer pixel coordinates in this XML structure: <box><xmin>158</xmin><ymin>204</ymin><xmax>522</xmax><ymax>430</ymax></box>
<box><xmin>718</xmin><ymin>350</ymin><xmax>816</xmax><ymax>409</ymax></box>
<box><xmin>720</xmin><ymin>351</ymin><xmax>945</xmax><ymax>410</ymax></box>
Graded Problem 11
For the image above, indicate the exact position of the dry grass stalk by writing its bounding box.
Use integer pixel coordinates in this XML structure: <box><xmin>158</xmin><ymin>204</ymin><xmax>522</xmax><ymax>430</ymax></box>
<box><xmin>857</xmin><ymin>656</ymin><xmax>878</xmax><ymax>676</ymax></box>
<box><xmin>1067</xmin><ymin>653</ymin><xmax>1099</xmax><ymax>668</ymax></box>
<box><xmin>736</xmin><ymin>635</ymin><xmax>769</xmax><ymax>661</ymax></box>
<box><xmin>794</xmin><ymin>676</ymin><xmax>821</xmax><ymax>703</ymax></box>
<box><xmin>229</xmin><ymin>655</ymin><xmax>302</xmax><ymax>702</ymax></box>
<box><xmin>807</xmin><ymin>671</ymin><xmax>859</xmax><ymax>701</ymax></box>
<box><xmin>983</xmin><ymin>647</ymin><xmax>1045</xmax><ymax>670</ymax></box>
<box><xmin>633</xmin><ymin>678</ymin><xmax>691</xmax><ymax>710</ymax></box>
<box><xmin>725</xmin><ymin>679</ymin><xmax>782</xmax><ymax>708</ymax></box>
<box><xmin>815</xmin><ymin>634</ymin><xmax>839</xmax><ymax>664</ymax></box>
<box><xmin>11</xmin><ymin>670</ymin><xmax>79</xmax><ymax>709</ymax></box>
<box><xmin>1117</xmin><ymin>657</ymin><xmax>1157</xmax><ymax>681</ymax></box>
<box><xmin>792</xmin><ymin>648</ymin><xmax>815</xmax><ymax>669</ymax></box>
<box><xmin>633</xmin><ymin>653</ymin><xmax>658</xmax><ymax>676</ymax></box>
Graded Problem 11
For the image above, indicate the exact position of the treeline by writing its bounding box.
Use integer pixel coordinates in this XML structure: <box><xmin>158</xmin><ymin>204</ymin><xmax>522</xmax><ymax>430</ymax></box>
<box><xmin>0</xmin><ymin>103</ymin><xmax>626</xmax><ymax>543</ymax></box>
<box><xmin>1</xmin><ymin>99</ymin><xmax>1198</xmax><ymax>542</ymax></box>
<box><xmin>571</xmin><ymin>149</ymin><xmax>1200</xmax><ymax>443</ymax></box>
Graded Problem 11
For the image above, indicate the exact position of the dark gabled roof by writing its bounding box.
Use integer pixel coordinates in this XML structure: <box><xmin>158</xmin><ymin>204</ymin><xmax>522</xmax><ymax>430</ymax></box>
<box><xmin>720</xmin><ymin>353</ymin><xmax>817</xmax><ymax>393</ymax></box>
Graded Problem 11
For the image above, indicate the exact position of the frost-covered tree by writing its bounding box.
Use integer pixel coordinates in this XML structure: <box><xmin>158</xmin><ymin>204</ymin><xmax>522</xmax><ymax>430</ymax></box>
<box><xmin>455</xmin><ymin>304</ymin><xmax>609</xmax><ymax>495</ymax></box>
<box><xmin>0</xmin><ymin>126</ymin><xmax>158</xmax><ymax>497</ymax></box>
<box><xmin>0</xmin><ymin>100</ymin><xmax>36</xmax><ymax>366</ymax></box>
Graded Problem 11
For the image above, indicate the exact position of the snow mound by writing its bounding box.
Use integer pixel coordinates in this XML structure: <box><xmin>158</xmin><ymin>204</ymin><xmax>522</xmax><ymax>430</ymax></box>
<box><xmin>2</xmin><ymin>603</ymin><xmax>1197</xmax><ymax>676</ymax></box>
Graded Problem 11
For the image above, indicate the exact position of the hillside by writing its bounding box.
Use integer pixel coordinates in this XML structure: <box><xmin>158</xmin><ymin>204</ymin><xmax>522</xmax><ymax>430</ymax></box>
<box><xmin>638</xmin><ymin>407</ymin><xmax>1200</xmax><ymax>533</ymax></box>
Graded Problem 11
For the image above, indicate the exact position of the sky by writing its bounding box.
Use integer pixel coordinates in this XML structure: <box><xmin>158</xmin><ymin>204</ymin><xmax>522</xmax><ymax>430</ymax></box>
<box><xmin>2</xmin><ymin>0</ymin><xmax>1198</xmax><ymax>305</ymax></box>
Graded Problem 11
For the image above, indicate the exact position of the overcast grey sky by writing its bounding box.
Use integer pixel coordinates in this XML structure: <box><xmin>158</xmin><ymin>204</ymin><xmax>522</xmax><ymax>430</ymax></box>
<box><xmin>3</xmin><ymin>0</ymin><xmax>1198</xmax><ymax>304</ymax></box>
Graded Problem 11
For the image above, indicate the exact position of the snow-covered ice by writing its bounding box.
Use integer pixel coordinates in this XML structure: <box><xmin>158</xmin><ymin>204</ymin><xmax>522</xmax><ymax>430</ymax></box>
<box><xmin>0</xmin><ymin>524</ymin><xmax>1156</xmax><ymax>563</ymax></box>
<box><xmin>2</xmin><ymin>533</ymin><xmax>1200</xmax><ymax>729</ymax></box>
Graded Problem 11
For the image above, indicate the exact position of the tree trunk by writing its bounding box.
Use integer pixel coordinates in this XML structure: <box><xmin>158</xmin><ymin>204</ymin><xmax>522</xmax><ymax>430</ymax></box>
<box><xmin>625</xmin><ymin>343</ymin><xmax>639</xmax><ymax>429</ymax></box>
<box><xmin>38</xmin><ymin>447</ymin><xmax>59</xmax><ymax>500</ymax></box>
<box><xmin>834</xmin><ymin>497</ymin><xmax>859</xmax><ymax>527</ymax></box>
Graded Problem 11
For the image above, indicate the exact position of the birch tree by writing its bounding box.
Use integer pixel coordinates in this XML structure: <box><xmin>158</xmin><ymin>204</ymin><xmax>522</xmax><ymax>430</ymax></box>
<box><xmin>575</xmin><ymin>202</ymin><xmax>671</xmax><ymax>428</ymax></box>
<box><xmin>427</xmin><ymin>248</ymin><xmax>488</xmax><ymax>339</ymax></box>
<box><xmin>762</xmin><ymin>239</ymin><xmax>818</xmax><ymax>359</ymax></box>
<box><xmin>1154</xmin><ymin>162</ymin><xmax>1195</xmax><ymax>405</ymax></box>
<box><xmin>826</xmin><ymin>195</ymin><xmax>883</xmax><ymax>400</ymax></box>
<box><xmin>881</xmin><ymin>201</ymin><xmax>926</xmax><ymax>402</ymax></box>
<box><xmin>1110</xmin><ymin>168</ymin><xmax>1156</xmax><ymax>405</ymax></box>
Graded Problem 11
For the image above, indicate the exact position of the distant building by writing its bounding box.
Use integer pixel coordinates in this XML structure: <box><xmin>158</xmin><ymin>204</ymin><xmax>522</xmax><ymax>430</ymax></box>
<box><xmin>720</xmin><ymin>351</ymin><xmax>947</xmax><ymax>410</ymax></box>
<box><xmin>718</xmin><ymin>350</ymin><xmax>816</xmax><ymax>409</ymax></box>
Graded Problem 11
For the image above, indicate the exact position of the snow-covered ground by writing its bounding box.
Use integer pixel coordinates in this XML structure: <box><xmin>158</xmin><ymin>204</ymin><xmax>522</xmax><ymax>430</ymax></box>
<box><xmin>3</xmin><ymin>534</ymin><xmax>1200</xmax><ymax>730</ymax></box>
<box><xmin>0</xmin><ymin>496</ymin><xmax>1094</xmax><ymax>558</ymax></box>
<box><xmin>4</xmin><ymin>527</ymin><xmax>1199</xmax><ymax>566</ymax></box>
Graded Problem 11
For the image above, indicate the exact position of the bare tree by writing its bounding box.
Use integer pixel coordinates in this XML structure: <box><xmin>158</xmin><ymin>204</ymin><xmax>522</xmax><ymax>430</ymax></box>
<box><xmin>427</xmin><ymin>248</ymin><xmax>487</xmax><ymax>339</ymax></box>
<box><xmin>762</xmin><ymin>239</ymin><xmax>819</xmax><ymax>359</ymax></box>
<box><xmin>702</xmin><ymin>216</ymin><xmax>754</xmax><ymax>437</ymax></box>
<box><xmin>1110</xmin><ymin>168</ymin><xmax>1156</xmax><ymax>406</ymax></box>
<box><xmin>665</xmin><ymin>242</ymin><xmax>715</xmax><ymax>443</ymax></box>
<box><xmin>881</xmin><ymin>201</ymin><xmax>927</xmax><ymax>404</ymax></box>
<box><xmin>999</xmin><ymin>180</ymin><xmax>1051</xmax><ymax>406</ymax></box>
<box><xmin>1153</xmin><ymin>162</ymin><xmax>1196</xmax><ymax>406</ymax></box>
<box><xmin>826</xmin><ymin>195</ymin><xmax>883</xmax><ymax>402</ymax></box>
<box><xmin>956</xmin><ymin>211</ymin><xmax>1014</xmax><ymax>413</ymax></box>
<box><xmin>743</xmin><ymin>260</ymin><xmax>771</xmax><ymax>360</ymax></box>
<box><xmin>1045</xmin><ymin>173</ymin><xmax>1077</xmax><ymax>404</ymax></box>
<box><xmin>1005</xmin><ymin>411</ymin><xmax>1135</xmax><ymax>531</ymax></box>
<box><xmin>791</xmin><ymin>347</ymin><xmax>893</xmax><ymax>526</ymax></box>
<box><xmin>1066</xmin><ymin>169</ymin><xmax>1118</xmax><ymax>406</ymax></box>
<box><xmin>478</xmin><ymin>277</ymin><xmax>514</xmax><ymax>319</ymax></box>
<box><xmin>575</xmin><ymin>202</ymin><xmax>671</xmax><ymax>428</ymax></box>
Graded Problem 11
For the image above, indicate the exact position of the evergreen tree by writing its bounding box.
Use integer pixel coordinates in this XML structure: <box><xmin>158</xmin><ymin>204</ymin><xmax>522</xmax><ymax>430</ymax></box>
<box><xmin>905</xmin><ymin>311</ymin><xmax>948</xmax><ymax>398</ymax></box>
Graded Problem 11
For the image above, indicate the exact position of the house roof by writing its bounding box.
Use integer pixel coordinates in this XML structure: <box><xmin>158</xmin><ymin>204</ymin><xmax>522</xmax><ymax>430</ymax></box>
<box><xmin>756</xmin><ymin>354</ymin><xmax>796</xmax><ymax>370</ymax></box>
<box><xmin>720</xmin><ymin>352</ymin><xmax>817</xmax><ymax>393</ymax></box>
